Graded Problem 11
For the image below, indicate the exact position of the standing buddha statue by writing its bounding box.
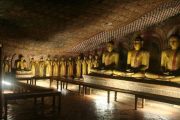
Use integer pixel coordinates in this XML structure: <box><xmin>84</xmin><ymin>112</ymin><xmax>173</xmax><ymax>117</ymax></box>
<box><xmin>52</xmin><ymin>57</ymin><xmax>59</xmax><ymax>76</ymax></box>
<box><xmin>45</xmin><ymin>57</ymin><xmax>52</xmax><ymax>76</ymax></box>
<box><xmin>76</xmin><ymin>55</ymin><xmax>82</xmax><ymax>78</ymax></box>
<box><xmin>59</xmin><ymin>57</ymin><xmax>66</xmax><ymax>77</ymax></box>
<box><xmin>29</xmin><ymin>57</ymin><xmax>36</xmax><ymax>76</ymax></box>
<box><xmin>3</xmin><ymin>56</ymin><xmax>10</xmax><ymax>74</ymax></box>
<box><xmin>93</xmin><ymin>55</ymin><xmax>100</xmax><ymax>68</ymax></box>
<box><xmin>87</xmin><ymin>55</ymin><xmax>94</xmax><ymax>74</ymax></box>
<box><xmin>82</xmin><ymin>56</ymin><xmax>88</xmax><ymax>75</ymax></box>
<box><xmin>67</xmin><ymin>57</ymin><xmax>74</xmax><ymax>78</ymax></box>
<box><xmin>39</xmin><ymin>57</ymin><xmax>45</xmax><ymax>77</ymax></box>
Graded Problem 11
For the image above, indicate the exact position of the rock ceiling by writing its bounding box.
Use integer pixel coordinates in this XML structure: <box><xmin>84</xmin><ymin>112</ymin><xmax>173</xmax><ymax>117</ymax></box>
<box><xmin>0</xmin><ymin>0</ymin><xmax>179</xmax><ymax>55</ymax></box>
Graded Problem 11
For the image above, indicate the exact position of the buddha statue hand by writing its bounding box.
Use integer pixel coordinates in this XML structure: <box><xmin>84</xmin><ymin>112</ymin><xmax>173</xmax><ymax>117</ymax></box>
<box><xmin>139</xmin><ymin>65</ymin><xmax>147</xmax><ymax>71</ymax></box>
<box><xmin>126</xmin><ymin>65</ymin><xmax>132</xmax><ymax>72</ymax></box>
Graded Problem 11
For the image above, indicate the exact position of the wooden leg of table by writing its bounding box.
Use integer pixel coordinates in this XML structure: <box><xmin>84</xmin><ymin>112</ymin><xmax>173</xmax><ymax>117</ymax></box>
<box><xmin>4</xmin><ymin>99</ymin><xmax>7</xmax><ymax>120</ymax></box>
<box><xmin>89</xmin><ymin>88</ymin><xmax>91</xmax><ymax>95</ymax></box>
<box><xmin>63</xmin><ymin>82</ymin><xmax>65</xmax><ymax>89</ymax></box>
<box><xmin>114</xmin><ymin>91</ymin><xmax>117</xmax><ymax>101</ymax></box>
<box><xmin>27</xmin><ymin>80</ymin><xmax>29</xmax><ymax>84</ymax></box>
<box><xmin>56</xmin><ymin>81</ymin><xmax>59</xmax><ymax>90</ymax></box>
<box><xmin>83</xmin><ymin>86</ymin><xmax>86</xmax><ymax>96</ymax></box>
<box><xmin>135</xmin><ymin>96</ymin><xmax>138</xmax><ymax>110</ymax></box>
<box><xmin>66</xmin><ymin>83</ymin><xmax>68</xmax><ymax>89</ymax></box>
<box><xmin>142</xmin><ymin>98</ymin><xmax>145</xmax><ymax>108</ymax></box>
<box><xmin>50</xmin><ymin>79</ymin><xmax>52</xmax><ymax>87</ymax></box>
<box><xmin>4</xmin><ymin>99</ymin><xmax>8</xmax><ymax>120</ymax></box>
<box><xmin>79</xmin><ymin>85</ymin><xmax>81</xmax><ymax>94</ymax></box>
<box><xmin>85</xmin><ymin>87</ymin><xmax>87</xmax><ymax>95</ymax></box>
<box><xmin>52</xmin><ymin>96</ymin><xmax>55</xmax><ymax>109</ymax></box>
<box><xmin>34</xmin><ymin>97</ymin><xmax>37</xmax><ymax>105</ymax></box>
<box><xmin>35</xmin><ymin>79</ymin><xmax>37</xmax><ymax>86</ymax></box>
<box><xmin>41</xmin><ymin>97</ymin><xmax>44</xmax><ymax>105</ymax></box>
<box><xmin>107</xmin><ymin>91</ymin><xmax>110</xmax><ymax>103</ymax></box>
<box><xmin>60</xmin><ymin>81</ymin><xmax>63</xmax><ymax>90</ymax></box>
<box><xmin>58</xmin><ymin>94</ymin><xmax>61</xmax><ymax>112</ymax></box>
<box><xmin>30</xmin><ymin>80</ymin><xmax>32</xmax><ymax>85</ymax></box>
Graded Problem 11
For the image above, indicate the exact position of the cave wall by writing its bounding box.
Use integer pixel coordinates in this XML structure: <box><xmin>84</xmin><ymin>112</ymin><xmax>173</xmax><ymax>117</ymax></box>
<box><xmin>1</xmin><ymin>15</ymin><xmax>180</xmax><ymax>70</ymax></box>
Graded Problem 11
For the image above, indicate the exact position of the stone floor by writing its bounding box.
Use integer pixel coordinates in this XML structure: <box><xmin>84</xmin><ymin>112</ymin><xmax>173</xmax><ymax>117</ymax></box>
<box><xmin>3</xmin><ymin>80</ymin><xmax>180</xmax><ymax>120</ymax></box>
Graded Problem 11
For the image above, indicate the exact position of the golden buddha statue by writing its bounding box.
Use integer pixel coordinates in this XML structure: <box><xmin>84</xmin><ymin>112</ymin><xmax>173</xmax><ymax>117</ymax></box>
<box><xmin>76</xmin><ymin>55</ymin><xmax>82</xmax><ymax>78</ymax></box>
<box><xmin>3</xmin><ymin>56</ymin><xmax>11</xmax><ymax>74</ymax></box>
<box><xmin>87</xmin><ymin>55</ymin><xmax>94</xmax><ymax>74</ymax></box>
<box><xmin>45</xmin><ymin>57</ymin><xmax>52</xmax><ymax>76</ymax></box>
<box><xmin>52</xmin><ymin>57</ymin><xmax>59</xmax><ymax>76</ymax></box>
<box><xmin>82</xmin><ymin>56</ymin><xmax>88</xmax><ymax>75</ymax></box>
<box><xmin>93</xmin><ymin>55</ymin><xmax>100</xmax><ymax>68</ymax></box>
<box><xmin>92</xmin><ymin>41</ymin><xmax>119</xmax><ymax>75</ymax></box>
<box><xmin>145</xmin><ymin>35</ymin><xmax>180</xmax><ymax>81</ymax></box>
<box><xmin>38</xmin><ymin>57</ymin><xmax>45</xmax><ymax>77</ymax></box>
<box><xmin>67</xmin><ymin>57</ymin><xmax>74</xmax><ymax>78</ymax></box>
<box><xmin>59</xmin><ymin>57</ymin><xmax>66</xmax><ymax>77</ymax></box>
<box><xmin>16</xmin><ymin>56</ymin><xmax>28</xmax><ymax>70</ymax></box>
<box><xmin>102</xmin><ymin>41</ymin><xmax>119</xmax><ymax>69</ymax></box>
<box><xmin>126</xmin><ymin>37</ymin><xmax>149</xmax><ymax>77</ymax></box>
<box><xmin>29</xmin><ymin>57</ymin><xmax>36</xmax><ymax>76</ymax></box>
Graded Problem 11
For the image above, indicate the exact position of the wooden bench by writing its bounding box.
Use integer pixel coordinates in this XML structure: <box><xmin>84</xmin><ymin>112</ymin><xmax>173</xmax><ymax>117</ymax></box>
<box><xmin>134</xmin><ymin>92</ymin><xmax>180</xmax><ymax>110</ymax></box>
<box><xmin>3</xmin><ymin>82</ymin><xmax>61</xmax><ymax>119</ymax></box>
<box><xmin>17</xmin><ymin>77</ymin><xmax>180</xmax><ymax>111</ymax></box>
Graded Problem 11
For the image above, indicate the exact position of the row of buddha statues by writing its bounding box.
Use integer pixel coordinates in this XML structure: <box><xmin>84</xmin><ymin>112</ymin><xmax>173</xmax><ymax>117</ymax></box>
<box><xmin>3</xmin><ymin>34</ymin><xmax>180</xmax><ymax>82</ymax></box>
<box><xmin>3</xmin><ymin>53</ymin><xmax>100</xmax><ymax>78</ymax></box>
<box><xmin>91</xmin><ymin>34</ymin><xmax>180</xmax><ymax>82</ymax></box>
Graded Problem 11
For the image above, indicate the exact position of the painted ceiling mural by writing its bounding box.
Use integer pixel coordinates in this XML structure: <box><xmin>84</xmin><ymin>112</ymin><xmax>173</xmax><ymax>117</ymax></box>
<box><xmin>0</xmin><ymin>0</ymin><xmax>179</xmax><ymax>57</ymax></box>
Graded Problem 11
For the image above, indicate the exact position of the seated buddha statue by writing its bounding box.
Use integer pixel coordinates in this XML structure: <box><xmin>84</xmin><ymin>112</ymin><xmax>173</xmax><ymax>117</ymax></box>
<box><xmin>16</xmin><ymin>56</ymin><xmax>28</xmax><ymax>70</ymax></box>
<box><xmin>82</xmin><ymin>56</ymin><xmax>88</xmax><ymax>75</ymax></box>
<box><xmin>67</xmin><ymin>57</ymin><xmax>74</xmax><ymax>78</ymax></box>
<box><xmin>29</xmin><ymin>57</ymin><xmax>36</xmax><ymax>76</ymax></box>
<box><xmin>114</xmin><ymin>37</ymin><xmax>150</xmax><ymax>77</ymax></box>
<box><xmin>91</xmin><ymin>41</ymin><xmax>119</xmax><ymax>75</ymax></box>
<box><xmin>52</xmin><ymin>57</ymin><xmax>59</xmax><ymax>76</ymax></box>
<box><xmin>59</xmin><ymin>57</ymin><xmax>66</xmax><ymax>77</ymax></box>
<box><xmin>87</xmin><ymin>55</ymin><xmax>94</xmax><ymax>74</ymax></box>
<box><xmin>76</xmin><ymin>55</ymin><xmax>82</xmax><ymax>78</ymax></box>
<box><xmin>145</xmin><ymin>35</ymin><xmax>180</xmax><ymax>82</ymax></box>
<box><xmin>38</xmin><ymin>57</ymin><xmax>45</xmax><ymax>77</ymax></box>
<box><xmin>45</xmin><ymin>57</ymin><xmax>52</xmax><ymax>76</ymax></box>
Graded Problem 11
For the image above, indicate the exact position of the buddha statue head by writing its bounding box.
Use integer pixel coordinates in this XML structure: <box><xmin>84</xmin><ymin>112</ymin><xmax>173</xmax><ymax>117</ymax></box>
<box><xmin>89</xmin><ymin>55</ymin><xmax>93</xmax><ymax>60</ymax></box>
<box><xmin>84</xmin><ymin>56</ymin><xmax>87</xmax><ymax>60</ymax></box>
<box><xmin>40</xmin><ymin>57</ymin><xmax>44</xmax><ymax>61</ymax></box>
<box><xmin>31</xmin><ymin>57</ymin><xmax>34</xmax><ymax>61</ymax></box>
<box><xmin>54</xmin><ymin>57</ymin><xmax>58</xmax><ymax>61</ymax></box>
<box><xmin>20</xmin><ymin>56</ymin><xmax>25</xmax><ymax>61</ymax></box>
<box><xmin>169</xmin><ymin>35</ymin><xmax>179</xmax><ymax>50</ymax></box>
<box><xmin>133</xmin><ymin>37</ymin><xmax>143</xmax><ymax>51</ymax></box>
<box><xmin>95</xmin><ymin>55</ymin><xmax>98</xmax><ymax>60</ymax></box>
<box><xmin>61</xmin><ymin>57</ymin><xmax>65</xmax><ymax>61</ymax></box>
<box><xmin>77</xmin><ymin>55</ymin><xmax>81</xmax><ymax>60</ymax></box>
<box><xmin>106</xmin><ymin>41</ymin><xmax>114</xmax><ymax>52</ymax></box>
<box><xmin>69</xmin><ymin>57</ymin><xmax>72</xmax><ymax>61</ymax></box>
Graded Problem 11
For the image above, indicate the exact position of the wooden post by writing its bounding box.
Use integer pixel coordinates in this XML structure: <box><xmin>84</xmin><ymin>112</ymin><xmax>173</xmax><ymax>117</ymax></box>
<box><xmin>0</xmin><ymin>44</ymin><xmax>2</xmax><ymax>118</ymax></box>
<box><xmin>107</xmin><ymin>91</ymin><xmax>110</xmax><ymax>103</ymax></box>
<box><xmin>114</xmin><ymin>91</ymin><xmax>117</xmax><ymax>101</ymax></box>
<box><xmin>135</xmin><ymin>96</ymin><xmax>138</xmax><ymax>110</ymax></box>
<box><xmin>142</xmin><ymin>98</ymin><xmax>145</xmax><ymax>108</ymax></box>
